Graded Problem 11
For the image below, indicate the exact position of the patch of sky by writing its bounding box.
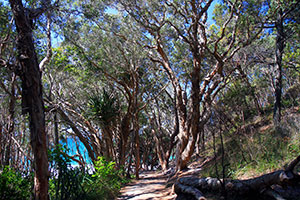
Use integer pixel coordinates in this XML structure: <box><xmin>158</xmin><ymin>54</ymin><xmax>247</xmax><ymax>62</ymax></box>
<box><xmin>0</xmin><ymin>0</ymin><xmax>8</xmax><ymax>6</ymax></box>
<box><xmin>207</xmin><ymin>0</ymin><xmax>220</xmax><ymax>25</ymax></box>
<box><xmin>105</xmin><ymin>6</ymin><xmax>118</xmax><ymax>15</ymax></box>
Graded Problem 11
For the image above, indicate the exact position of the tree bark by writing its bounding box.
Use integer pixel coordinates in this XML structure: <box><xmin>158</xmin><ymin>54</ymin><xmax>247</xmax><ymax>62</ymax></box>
<box><xmin>133</xmin><ymin>79</ymin><xmax>140</xmax><ymax>180</ymax></box>
<box><xmin>119</xmin><ymin>112</ymin><xmax>131</xmax><ymax>168</ymax></box>
<box><xmin>102</xmin><ymin>127</ymin><xmax>115</xmax><ymax>160</ymax></box>
<box><xmin>177</xmin><ymin>57</ymin><xmax>201</xmax><ymax>170</ymax></box>
<box><xmin>9</xmin><ymin>0</ymin><xmax>49</xmax><ymax>199</ymax></box>
<box><xmin>273</xmin><ymin>9</ymin><xmax>284</xmax><ymax>126</ymax></box>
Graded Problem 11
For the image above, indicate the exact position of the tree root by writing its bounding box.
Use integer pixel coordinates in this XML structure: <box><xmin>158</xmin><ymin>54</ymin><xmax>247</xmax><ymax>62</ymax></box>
<box><xmin>174</xmin><ymin>155</ymin><xmax>300</xmax><ymax>200</ymax></box>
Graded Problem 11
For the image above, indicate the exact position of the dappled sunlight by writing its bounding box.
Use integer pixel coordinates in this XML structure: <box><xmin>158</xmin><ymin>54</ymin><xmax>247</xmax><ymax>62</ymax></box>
<box><xmin>117</xmin><ymin>171</ymin><xmax>176</xmax><ymax>200</ymax></box>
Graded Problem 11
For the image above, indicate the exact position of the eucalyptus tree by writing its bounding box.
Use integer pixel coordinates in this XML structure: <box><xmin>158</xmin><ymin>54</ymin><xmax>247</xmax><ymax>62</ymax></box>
<box><xmin>148</xmin><ymin>89</ymin><xmax>179</xmax><ymax>171</ymax></box>
<box><xmin>0</xmin><ymin>1</ymin><xmax>17</xmax><ymax>167</ymax></box>
<box><xmin>0</xmin><ymin>1</ymin><xmax>35</xmax><ymax>174</ymax></box>
<box><xmin>117</xmin><ymin>0</ymin><xmax>266</xmax><ymax>171</ymax></box>
<box><xmin>7</xmin><ymin>0</ymin><xmax>58</xmax><ymax>198</ymax></box>
<box><xmin>260</xmin><ymin>0</ymin><xmax>300</xmax><ymax>125</ymax></box>
<box><xmin>43</xmin><ymin>45</ymin><xmax>102</xmax><ymax>163</ymax></box>
<box><xmin>52</xmin><ymin>0</ymin><xmax>169</xmax><ymax>178</ymax></box>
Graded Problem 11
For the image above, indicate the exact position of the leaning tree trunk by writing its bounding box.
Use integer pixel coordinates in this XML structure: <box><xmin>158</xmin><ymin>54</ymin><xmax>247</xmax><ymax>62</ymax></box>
<box><xmin>174</xmin><ymin>155</ymin><xmax>300</xmax><ymax>200</ymax></box>
<box><xmin>273</xmin><ymin>9</ymin><xmax>284</xmax><ymax>126</ymax></box>
<box><xmin>9</xmin><ymin>0</ymin><xmax>49</xmax><ymax>199</ymax></box>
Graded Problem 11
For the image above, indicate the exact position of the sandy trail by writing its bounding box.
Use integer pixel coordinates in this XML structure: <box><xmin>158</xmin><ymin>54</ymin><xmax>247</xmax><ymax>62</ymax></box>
<box><xmin>116</xmin><ymin>171</ymin><xmax>176</xmax><ymax>200</ymax></box>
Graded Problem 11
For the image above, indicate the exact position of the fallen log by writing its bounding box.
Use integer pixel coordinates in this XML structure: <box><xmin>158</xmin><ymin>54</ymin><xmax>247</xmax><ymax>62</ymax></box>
<box><xmin>174</xmin><ymin>182</ymin><xmax>206</xmax><ymax>200</ymax></box>
<box><xmin>174</xmin><ymin>155</ymin><xmax>300</xmax><ymax>200</ymax></box>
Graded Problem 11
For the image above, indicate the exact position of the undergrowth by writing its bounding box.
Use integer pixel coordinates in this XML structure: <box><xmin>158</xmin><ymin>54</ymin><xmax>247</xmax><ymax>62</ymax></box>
<box><xmin>201</xmin><ymin>109</ymin><xmax>300</xmax><ymax>180</ymax></box>
<box><xmin>0</xmin><ymin>145</ymin><xmax>129</xmax><ymax>200</ymax></box>
<box><xmin>0</xmin><ymin>166</ymin><xmax>32</xmax><ymax>200</ymax></box>
<box><xmin>48</xmin><ymin>145</ymin><xmax>129</xmax><ymax>200</ymax></box>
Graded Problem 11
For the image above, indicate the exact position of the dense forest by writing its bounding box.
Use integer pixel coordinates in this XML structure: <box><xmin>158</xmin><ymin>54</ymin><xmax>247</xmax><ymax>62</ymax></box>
<box><xmin>0</xmin><ymin>0</ymin><xmax>300</xmax><ymax>199</ymax></box>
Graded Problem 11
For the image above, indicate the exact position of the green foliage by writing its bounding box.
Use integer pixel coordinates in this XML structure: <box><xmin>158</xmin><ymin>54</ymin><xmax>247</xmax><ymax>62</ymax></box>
<box><xmin>0</xmin><ymin>166</ymin><xmax>32</xmax><ymax>200</ymax></box>
<box><xmin>87</xmin><ymin>89</ymin><xmax>119</xmax><ymax>126</ymax></box>
<box><xmin>83</xmin><ymin>157</ymin><xmax>128</xmax><ymax>200</ymax></box>
<box><xmin>49</xmin><ymin>146</ymin><xmax>127</xmax><ymax>200</ymax></box>
<box><xmin>220</xmin><ymin>80</ymin><xmax>257</xmax><ymax>120</ymax></box>
<box><xmin>49</xmin><ymin>145</ymin><xmax>86</xmax><ymax>200</ymax></box>
<box><xmin>228</xmin><ymin>130</ymin><xmax>299</xmax><ymax>178</ymax></box>
<box><xmin>201</xmin><ymin>113</ymin><xmax>300</xmax><ymax>180</ymax></box>
<box><xmin>283</xmin><ymin>84</ymin><xmax>300</xmax><ymax>107</ymax></box>
<box><xmin>0</xmin><ymin>2</ymin><xmax>12</xmax><ymax>32</ymax></box>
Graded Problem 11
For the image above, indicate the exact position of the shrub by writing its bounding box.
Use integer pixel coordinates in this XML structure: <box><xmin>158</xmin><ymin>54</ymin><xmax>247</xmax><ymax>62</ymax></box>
<box><xmin>49</xmin><ymin>145</ymin><xmax>85</xmax><ymax>200</ymax></box>
<box><xmin>83</xmin><ymin>157</ymin><xmax>128</xmax><ymax>200</ymax></box>
<box><xmin>49</xmin><ymin>146</ymin><xmax>128</xmax><ymax>200</ymax></box>
<box><xmin>0</xmin><ymin>166</ymin><xmax>32</xmax><ymax>200</ymax></box>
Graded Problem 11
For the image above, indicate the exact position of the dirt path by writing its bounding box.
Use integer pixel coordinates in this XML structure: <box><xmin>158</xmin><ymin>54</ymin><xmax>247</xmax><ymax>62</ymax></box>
<box><xmin>116</xmin><ymin>171</ymin><xmax>176</xmax><ymax>200</ymax></box>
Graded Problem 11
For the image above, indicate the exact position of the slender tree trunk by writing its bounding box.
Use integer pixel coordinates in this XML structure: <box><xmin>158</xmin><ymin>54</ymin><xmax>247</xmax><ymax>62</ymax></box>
<box><xmin>102</xmin><ymin>127</ymin><xmax>114</xmax><ymax>160</ymax></box>
<box><xmin>153</xmin><ymin>127</ymin><xmax>167</xmax><ymax>171</ymax></box>
<box><xmin>54</xmin><ymin>113</ymin><xmax>59</xmax><ymax>146</ymax></box>
<box><xmin>133</xmin><ymin>69</ymin><xmax>141</xmax><ymax>180</ymax></box>
<box><xmin>273</xmin><ymin>9</ymin><xmax>284</xmax><ymax>126</ymax></box>
<box><xmin>4</xmin><ymin>74</ymin><xmax>17</xmax><ymax>166</ymax></box>
<box><xmin>237</xmin><ymin>64</ymin><xmax>263</xmax><ymax>115</ymax></box>
<box><xmin>119</xmin><ymin>110</ymin><xmax>132</xmax><ymax>168</ymax></box>
<box><xmin>126</xmin><ymin>146</ymin><xmax>133</xmax><ymax>178</ymax></box>
<box><xmin>9</xmin><ymin>1</ymin><xmax>49</xmax><ymax>199</ymax></box>
<box><xmin>133</xmin><ymin>109</ymin><xmax>140</xmax><ymax>179</ymax></box>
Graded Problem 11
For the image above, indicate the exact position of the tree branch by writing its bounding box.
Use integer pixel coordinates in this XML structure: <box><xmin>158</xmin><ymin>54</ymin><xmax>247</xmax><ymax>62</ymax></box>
<box><xmin>39</xmin><ymin>12</ymin><xmax>52</xmax><ymax>73</ymax></box>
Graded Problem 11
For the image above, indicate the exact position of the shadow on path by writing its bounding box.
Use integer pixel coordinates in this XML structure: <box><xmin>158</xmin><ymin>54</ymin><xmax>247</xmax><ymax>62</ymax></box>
<box><xmin>116</xmin><ymin>171</ymin><xmax>175</xmax><ymax>200</ymax></box>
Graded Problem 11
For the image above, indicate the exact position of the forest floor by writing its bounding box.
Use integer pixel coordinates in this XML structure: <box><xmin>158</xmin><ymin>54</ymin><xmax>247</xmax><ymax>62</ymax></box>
<box><xmin>116</xmin><ymin>171</ymin><xmax>176</xmax><ymax>200</ymax></box>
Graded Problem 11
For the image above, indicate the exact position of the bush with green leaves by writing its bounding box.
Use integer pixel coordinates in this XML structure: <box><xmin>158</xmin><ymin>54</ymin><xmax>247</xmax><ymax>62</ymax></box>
<box><xmin>0</xmin><ymin>166</ymin><xmax>32</xmax><ymax>200</ymax></box>
<box><xmin>48</xmin><ymin>145</ymin><xmax>86</xmax><ymax>200</ymax></box>
<box><xmin>49</xmin><ymin>146</ymin><xmax>128</xmax><ymax>200</ymax></box>
<box><xmin>83</xmin><ymin>157</ymin><xmax>128</xmax><ymax>200</ymax></box>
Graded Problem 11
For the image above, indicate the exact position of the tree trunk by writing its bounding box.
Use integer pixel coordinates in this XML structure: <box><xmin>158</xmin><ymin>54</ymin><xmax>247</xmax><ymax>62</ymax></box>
<box><xmin>54</xmin><ymin>113</ymin><xmax>59</xmax><ymax>146</ymax></box>
<box><xmin>273</xmin><ymin>9</ymin><xmax>284</xmax><ymax>126</ymax></box>
<box><xmin>119</xmin><ymin>110</ymin><xmax>132</xmax><ymax>169</ymax></box>
<box><xmin>153</xmin><ymin>127</ymin><xmax>167</xmax><ymax>171</ymax></box>
<box><xmin>126</xmin><ymin>145</ymin><xmax>133</xmax><ymax>178</ymax></box>
<box><xmin>102</xmin><ymin>127</ymin><xmax>115</xmax><ymax>160</ymax></box>
<box><xmin>135</xmin><ymin>130</ymin><xmax>140</xmax><ymax>179</ymax></box>
<box><xmin>133</xmin><ymin>68</ymin><xmax>140</xmax><ymax>180</ymax></box>
<box><xmin>176</xmin><ymin>37</ymin><xmax>203</xmax><ymax>169</ymax></box>
<box><xmin>4</xmin><ymin>74</ymin><xmax>17</xmax><ymax>166</ymax></box>
<box><xmin>9</xmin><ymin>0</ymin><xmax>49</xmax><ymax>199</ymax></box>
<box><xmin>236</xmin><ymin>64</ymin><xmax>263</xmax><ymax>115</ymax></box>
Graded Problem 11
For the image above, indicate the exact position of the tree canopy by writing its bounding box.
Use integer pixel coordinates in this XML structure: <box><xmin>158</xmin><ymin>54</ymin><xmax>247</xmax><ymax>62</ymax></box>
<box><xmin>0</xmin><ymin>0</ymin><xmax>300</xmax><ymax>199</ymax></box>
